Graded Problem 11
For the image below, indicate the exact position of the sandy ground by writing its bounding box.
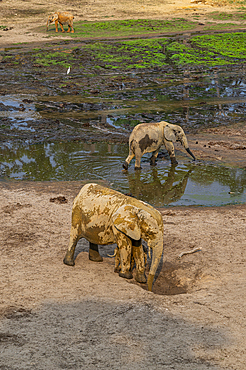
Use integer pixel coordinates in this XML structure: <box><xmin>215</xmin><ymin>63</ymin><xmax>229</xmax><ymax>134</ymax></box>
<box><xmin>0</xmin><ymin>0</ymin><xmax>242</xmax><ymax>45</ymax></box>
<box><xmin>0</xmin><ymin>0</ymin><xmax>246</xmax><ymax>368</ymax></box>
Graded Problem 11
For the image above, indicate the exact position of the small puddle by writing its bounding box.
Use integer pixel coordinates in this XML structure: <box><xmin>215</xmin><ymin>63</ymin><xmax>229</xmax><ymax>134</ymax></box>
<box><xmin>1</xmin><ymin>141</ymin><xmax>245</xmax><ymax>207</ymax></box>
<box><xmin>0</xmin><ymin>95</ymin><xmax>39</xmax><ymax>132</ymax></box>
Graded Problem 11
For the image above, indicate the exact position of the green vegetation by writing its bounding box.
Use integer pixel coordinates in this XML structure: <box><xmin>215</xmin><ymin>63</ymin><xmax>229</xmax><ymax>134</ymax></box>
<box><xmin>4</xmin><ymin>21</ymin><xmax>246</xmax><ymax>69</ymax></box>
<box><xmin>166</xmin><ymin>32</ymin><xmax>246</xmax><ymax>65</ymax></box>
<box><xmin>191</xmin><ymin>33</ymin><xmax>246</xmax><ymax>60</ymax></box>
<box><xmin>166</xmin><ymin>42</ymin><xmax>229</xmax><ymax>66</ymax></box>
<box><xmin>213</xmin><ymin>0</ymin><xmax>246</xmax><ymax>5</ymax></box>
<box><xmin>34</xmin><ymin>50</ymin><xmax>74</xmax><ymax>67</ymax></box>
<box><xmin>207</xmin><ymin>10</ymin><xmax>246</xmax><ymax>20</ymax></box>
<box><xmin>47</xmin><ymin>19</ymin><xmax>198</xmax><ymax>38</ymax></box>
<box><xmin>203</xmin><ymin>22</ymin><xmax>242</xmax><ymax>31</ymax></box>
<box><xmin>83</xmin><ymin>38</ymin><xmax>168</xmax><ymax>69</ymax></box>
<box><xmin>26</xmin><ymin>31</ymin><xmax>246</xmax><ymax>68</ymax></box>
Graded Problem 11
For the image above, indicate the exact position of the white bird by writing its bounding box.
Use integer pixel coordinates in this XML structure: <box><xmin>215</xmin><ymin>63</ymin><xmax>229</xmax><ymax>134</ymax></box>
<box><xmin>67</xmin><ymin>66</ymin><xmax>71</xmax><ymax>75</ymax></box>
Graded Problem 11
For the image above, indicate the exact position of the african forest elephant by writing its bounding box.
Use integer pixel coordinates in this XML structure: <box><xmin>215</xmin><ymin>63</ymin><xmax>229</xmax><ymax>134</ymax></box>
<box><xmin>46</xmin><ymin>12</ymin><xmax>74</xmax><ymax>33</ymax></box>
<box><xmin>63</xmin><ymin>183</ymin><xmax>164</xmax><ymax>291</ymax></box>
<box><xmin>123</xmin><ymin>121</ymin><xmax>196</xmax><ymax>170</ymax></box>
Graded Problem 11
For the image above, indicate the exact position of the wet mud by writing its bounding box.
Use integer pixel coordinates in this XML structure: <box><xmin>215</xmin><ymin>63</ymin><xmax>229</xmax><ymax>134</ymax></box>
<box><xmin>1</xmin><ymin>39</ymin><xmax>246</xmax><ymax>148</ymax></box>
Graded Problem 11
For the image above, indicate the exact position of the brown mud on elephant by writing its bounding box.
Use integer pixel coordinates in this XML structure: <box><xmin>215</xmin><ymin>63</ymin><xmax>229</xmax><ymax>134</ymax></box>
<box><xmin>63</xmin><ymin>183</ymin><xmax>164</xmax><ymax>291</ymax></box>
<box><xmin>123</xmin><ymin>121</ymin><xmax>196</xmax><ymax>170</ymax></box>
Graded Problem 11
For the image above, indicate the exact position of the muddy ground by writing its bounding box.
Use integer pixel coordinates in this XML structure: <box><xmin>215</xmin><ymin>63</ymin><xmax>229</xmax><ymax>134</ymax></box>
<box><xmin>0</xmin><ymin>0</ymin><xmax>246</xmax><ymax>369</ymax></box>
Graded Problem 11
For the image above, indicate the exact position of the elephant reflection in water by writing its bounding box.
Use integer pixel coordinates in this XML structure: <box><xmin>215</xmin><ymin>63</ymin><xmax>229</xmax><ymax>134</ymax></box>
<box><xmin>127</xmin><ymin>165</ymin><xmax>192</xmax><ymax>206</ymax></box>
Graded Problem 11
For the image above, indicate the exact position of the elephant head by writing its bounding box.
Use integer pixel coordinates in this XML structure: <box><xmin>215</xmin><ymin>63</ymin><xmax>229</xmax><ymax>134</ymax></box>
<box><xmin>46</xmin><ymin>13</ymin><xmax>58</xmax><ymax>30</ymax></box>
<box><xmin>112</xmin><ymin>204</ymin><xmax>163</xmax><ymax>291</ymax></box>
<box><xmin>164</xmin><ymin>123</ymin><xmax>196</xmax><ymax>161</ymax></box>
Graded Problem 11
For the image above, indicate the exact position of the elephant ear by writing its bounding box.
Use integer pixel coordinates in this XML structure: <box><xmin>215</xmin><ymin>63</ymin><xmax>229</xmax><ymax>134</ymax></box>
<box><xmin>164</xmin><ymin>125</ymin><xmax>176</xmax><ymax>142</ymax></box>
<box><xmin>53</xmin><ymin>13</ymin><xmax>59</xmax><ymax>21</ymax></box>
<box><xmin>112</xmin><ymin>205</ymin><xmax>141</xmax><ymax>240</ymax></box>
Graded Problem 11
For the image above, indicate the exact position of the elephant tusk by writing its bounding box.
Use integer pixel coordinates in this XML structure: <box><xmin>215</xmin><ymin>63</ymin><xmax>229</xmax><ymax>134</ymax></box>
<box><xmin>186</xmin><ymin>147</ymin><xmax>196</xmax><ymax>161</ymax></box>
<box><xmin>107</xmin><ymin>251</ymin><xmax>117</xmax><ymax>258</ymax></box>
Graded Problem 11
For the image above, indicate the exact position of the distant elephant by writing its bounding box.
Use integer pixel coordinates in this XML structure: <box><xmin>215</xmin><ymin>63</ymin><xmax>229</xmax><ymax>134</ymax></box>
<box><xmin>63</xmin><ymin>183</ymin><xmax>164</xmax><ymax>291</ymax></box>
<box><xmin>46</xmin><ymin>12</ymin><xmax>74</xmax><ymax>33</ymax></box>
<box><xmin>123</xmin><ymin>121</ymin><xmax>196</xmax><ymax>170</ymax></box>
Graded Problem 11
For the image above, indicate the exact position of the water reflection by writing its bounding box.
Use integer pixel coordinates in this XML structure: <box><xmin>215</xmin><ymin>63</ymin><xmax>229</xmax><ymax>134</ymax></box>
<box><xmin>127</xmin><ymin>166</ymin><xmax>191</xmax><ymax>205</ymax></box>
<box><xmin>1</xmin><ymin>141</ymin><xmax>246</xmax><ymax>207</ymax></box>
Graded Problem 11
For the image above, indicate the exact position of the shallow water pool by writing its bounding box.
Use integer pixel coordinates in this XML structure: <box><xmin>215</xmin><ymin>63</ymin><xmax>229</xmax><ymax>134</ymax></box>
<box><xmin>1</xmin><ymin>141</ymin><xmax>245</xmax><ymax>207</ymax></box>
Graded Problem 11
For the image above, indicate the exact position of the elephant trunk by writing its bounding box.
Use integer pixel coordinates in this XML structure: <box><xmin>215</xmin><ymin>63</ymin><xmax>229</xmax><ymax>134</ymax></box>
<box><xmin>147</xmin><ymin>239</ymin><xmax>163</xmax><ymax>291</ymax></box>
<box><xmin>185</xmin><ymin>148</ymin><xmax>196</xmax><ymax>161</ymax></box>
<box><xmin>181</xmin><ymin>136</ymin><xmax>196</xmax><ymax>161</ymax></box>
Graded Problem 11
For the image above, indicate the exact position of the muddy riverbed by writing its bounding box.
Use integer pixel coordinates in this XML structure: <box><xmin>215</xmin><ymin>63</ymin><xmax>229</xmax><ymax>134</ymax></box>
<box><xmin>1</xmin><ymin>1</ymin><xmax>246</xmax><ymax>369</ymax></box>
<box><xmin>1</xmin><ymin>46</ymin><xmax>246</xmax><ymax>206</ymax></box>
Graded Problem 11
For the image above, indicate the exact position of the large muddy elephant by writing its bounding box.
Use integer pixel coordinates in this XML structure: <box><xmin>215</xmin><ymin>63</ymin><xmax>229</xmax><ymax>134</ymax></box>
<box><xmin>46</xmin><ymin>12</ymin><xmax>74</xmax><ymax>33</ymax></box>
<box><xmin>63</xmin><ymin>183</ymin><xmax>164</xmax><ymax>291</ymax></box>
<box><xmin>123</xmin><ymin>121</ymin><xmax>196</xmax><ymax>170</ymax></box>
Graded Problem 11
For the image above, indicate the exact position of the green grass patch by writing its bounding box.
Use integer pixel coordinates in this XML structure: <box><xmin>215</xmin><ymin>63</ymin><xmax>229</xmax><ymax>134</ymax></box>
<box><xmin>33</xmin><ymin>50</ymin><xmax>75</xmax><ymax>67</ymax></box>
<box><xmin>83</xmin><ymin>38</ymin><xmax>168</xmax><ymax>69</ymax></box>
<box><xmin>191</xmin><ymin>32</ymin><xmax>246</xmax><ymax>60</ymax></box>
<box><xmin>204</xmin><ymin>22</ymin><xmax>245</xmax><ymax>31</ymax></box>
<box><xmin>26</xmin><ymin>30</ymin><xmax>246</xmax><ymax>70</ymax></box>
<box><xmin>208</xmin><ymin>11</ymin><xmax>246</xmax><ymax>21</ymax></box>
<box><xmin>166</xmin><ymin>32</ymin><xmax>246</xmax><ymax>66</ymax></box>
<box><xmin>166</xmin><ymin>42</ymin><xmax>230</xmax><ymax>66</ymax></box>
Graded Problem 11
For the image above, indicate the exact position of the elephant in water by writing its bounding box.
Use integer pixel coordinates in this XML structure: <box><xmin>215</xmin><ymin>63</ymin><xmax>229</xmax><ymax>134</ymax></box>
<box><xmin>63</xmin><ymin>183</ymin><xmax>164</xmax><ymax>291</ymax></box>
<box><xmin>123</xmin><ymin>121</ymin><xmax>196</xmax><ymax>170</ymax></box>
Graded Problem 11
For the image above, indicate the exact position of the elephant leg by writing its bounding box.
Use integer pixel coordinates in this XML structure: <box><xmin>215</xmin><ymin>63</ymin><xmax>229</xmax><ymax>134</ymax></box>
<box><xmin>132</xmin><ymin>242</ymin><xmax>147</xmax><ymax>283</ymax></box>
<box><xmin>150</xmin><ymin>148</ymin><xmax>160</xmax><ymax>166</ymax></box>
<box><xmin>68</xmin><ymin>22</ymin><xmax>74</xmax><ymax>33</ymax></box>
<box><xmin>114</xmin><ymin>247</ymin><xmax>121</xmax><ymax>273</ymax></box>
<box><xmin>134</xmin><ymin>148</ymin><xmax>142</xmax><ymax>170</ymax></box>
<box><xmin>130</xmin><ymin>250</ymin><xmax>135</xmax><ymax>271</ymax></box>
<box><xmin>123</xmin><ymin>150</ymin><xmax>135</xmax><ymax>170</ymax></box>
<box><xmin>165</xmin><ymin>141</ymin><xmax>178</xmax><ymax>165</ymax></box>
<box><xmin>63</xmin><ymin>226</ymin><xmax>80</xmax><ymax>266</ymax></box>
<box><xmin>89</xmin><ymin>242</ymin><xmax>103</xmax><ymax>262</ymax></box>
<box><xmin>114</xmin><ymin>232</ymin><xmax>133</xmax><ymax>279</ymax></box>
<box><xmin>59</xmin><ymin>22</ymin><xmax>65</xmax><ymax>33</ymax></box>
<box><xmin>55</xmin><ymin>20</ymin><xmax>59</xmax><ymax>32</ymax></box>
